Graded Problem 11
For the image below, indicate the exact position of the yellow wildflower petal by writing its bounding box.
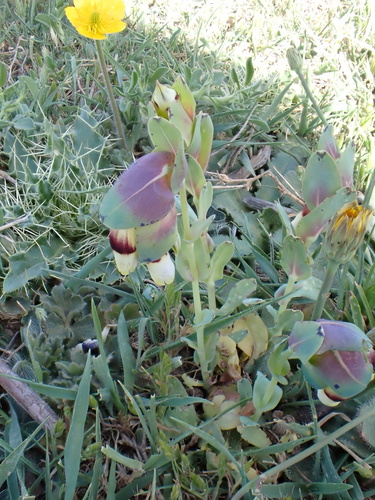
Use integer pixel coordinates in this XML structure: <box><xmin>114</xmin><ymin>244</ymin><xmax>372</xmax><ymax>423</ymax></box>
<box><xmin>65</xmin><ymin>0</ymin><xmax>126</xmax><ymax>40</ymax></box>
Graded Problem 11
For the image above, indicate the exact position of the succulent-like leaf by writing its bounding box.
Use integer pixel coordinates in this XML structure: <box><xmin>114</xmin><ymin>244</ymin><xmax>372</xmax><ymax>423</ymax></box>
<box><xmin>288</xmin><ymin>321</ymin><xmax>324</xmax><ymax>364</ymax></box>
<box><xmin>304</xmin><ymin>350</ymin><xmax>373</xmax><ymax>399</ymax></box>
<box><xmin>295</xmin><ymin>187</ymin><xmax>356</xmax><ymax>246</ymax></box>
<box><xmin>252</xmin><ymin>372</ymin><xmax>283</xmax><ymax>413</ymax></box>
<box><xmin>100</xmin><ymin>151</ymin><xmax>175</xmax><ymax>229</ymax></box>
<box><xmin>186</xmin><ymin>112</ymin><xmax>202</xmax><ymax>159</ymax></box>
<box><xmin>337</xmin><ymin>141</ymin><xmax>355</xmax><ymax>187</ymax></box>
<box><xmin>217</xmin><ymin>279</ymin><xmax>257</xmax><ymax>316</ymax></box>
<box><xmin>280</xmin><ymin>235</ymin><xmax>311</xmax><ymax>281</ymax></box>
<box><xmin>136</xmin><ymin>206</ymin><xmax>177</xmax><ymax>262</ymax></box>
<box><xmin>148</xmin><ymin>116</ymin><xmax>182</xmax><ymax>154</ymax></box>
<box><xmin>318</xmin><ymin>125</ymin><xmax>340</xmax><ymax>159</ymax></box>
<box><xmin>185</xmin><ymin>154</ymin><xmax>206</xmax><ymax>197</ymax></box>
<box><xmin>208</xmin><ymin>241</ymin><xmax>235</xmax><ymax>282</ymax></box>
<box><xmin>170</xmin><ymin>139</ymin><xmax>187</xmax><ymax>194</ymax></box>
<box><xmin>169</xmin><ymin>99</ymin><xmax>194</xmax><ymax>146</ymax></box>
<box><xmin>302</xmin><ymin>151</ymin><xmax>342</xmax><ymax>210</ymax></box>
<box><xmin>196</xmin><ymin>113</ymin><xmax>214</xmax><ymax>171</ymax></box>
<box><xmin>172</xmin><ymin>75</ymin><xmax>196</xmax><ymax>121</ymax></box>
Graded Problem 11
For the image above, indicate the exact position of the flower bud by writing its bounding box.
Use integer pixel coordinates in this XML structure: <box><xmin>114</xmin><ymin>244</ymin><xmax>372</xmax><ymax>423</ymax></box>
<box><xmin>152</xmin><ymin>81</ymin><xmax>177</xmax><ymax>119</ymax></box>
<box><xmin>287</xmin><ymin>47</ymin><xmax>303</xmax><ymax>72</ymax></box>
<box><xmin>324</xmin><ymin>201</ymin><xmax>373</xmax><ymax>264</ymax></box>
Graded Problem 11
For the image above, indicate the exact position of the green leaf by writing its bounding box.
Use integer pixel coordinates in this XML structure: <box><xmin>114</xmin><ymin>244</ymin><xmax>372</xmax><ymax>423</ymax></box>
<box><xmin>288</xmin><ymin>321</ymin><xmax>323</xmax><ymax>363</ymax></box>
<box><xmin>101</xmin><ymin>445</ymin><xmax>144</xmax><ymax>471</ymax></box>
<box><xmin>217</xmin><ymin>279</ymin><xmax>257</xmax><ymax>316</ymax></box>
<box><xmin>3</xmin><ymin>247</ymin><xmax>47</xmax><ymax>293</ymax></box>
<box><xmin>148</xmin><ymin>116</ymin><xmax>182</xmax><ymax>154</ymax></box>
<box><xmin>302</xmin><ymin>151</ymin><xmax>342</xmax><ymax>210</ymax></box>
<box><xmin>64</xmin><ymin>355</ymin><xmax>91</xmax><ymax>500</ymax></box>
<box><xmin>208</xmin><ymin>240</ymin><xmax>235</xmax><ymax>282</ymax></box>
<box><xmin>0</xmin><ymin>61</ymin><xmax>7</xmax><ymax>87</ymax></box>
<box><xmin>238</xmin><ymin>425</ymin><xmax>271</xmax><ymax>447</ymax></box>
<box><xmin>280</xmin><ymin>235</ymin><xmax>310</xmax><ymax>280</ymax></box>
<box><xmin>244</xmin><ymin>57</ymin><xmax>254</xmax><ymax>86</ymax></box>
<box><xmin>252</xmin><ymin>372</ymin><xmax>283</xmax><ymax>413</ymax></box>
<box><xmin>0</xmin><ymin>421</ymin><xmax>46</xmax><ymax>489</ymax></box>
<box><xmin>13</xmin><ymin>117</ymin><xmax>35</xmax><ymax>131</ymax></box>
<box><xmin>295</xmin><ymin>187</ymin><xmax>355</xmax><ymax>247</ymax></box>
<box><xmin>117</xmin><ymin>312</ymin><xmax>136</xmax><ymax>394</ymax></box>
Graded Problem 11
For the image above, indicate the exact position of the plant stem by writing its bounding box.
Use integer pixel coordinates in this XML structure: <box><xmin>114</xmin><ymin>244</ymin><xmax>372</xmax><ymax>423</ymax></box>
<box><xmin>311</xmin><ymin>259</ymin><xmax>339</xmax><ymax>320</ymax></box>
<box><xmin>294</xmin><ymin>66</ymin><xmax>328</xmax><ymax>127</ymax></box>
<box><xmin>95</xmin><ymin>40</ymin><xmax>127</xmax><ymax>150</ymax></box>
<box><xmin>278</xmin><ymin>274</ymin><xmax>296</xmax><ymax>315</ymax></box>
<box><xmin>179</xmin><ymin>183</ymin><xmax>208</xmax><ymax>383</ymax></box>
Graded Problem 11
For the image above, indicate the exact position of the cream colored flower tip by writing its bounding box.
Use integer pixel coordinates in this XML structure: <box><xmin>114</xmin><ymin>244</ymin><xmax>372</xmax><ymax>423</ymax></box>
<box><xmin>147</xmin><ymin>253</ymin><xmax>175</xmax><ymax>286</ymax></box>
<box><xmin>113</xmin><ymin>250</ymin><xmax>138</xmax><ymax>277</ymax></box>
<box><xmin>65</xmin><ymin>0</ymin><xmax>126</xmax><ymax>40</ymax></box>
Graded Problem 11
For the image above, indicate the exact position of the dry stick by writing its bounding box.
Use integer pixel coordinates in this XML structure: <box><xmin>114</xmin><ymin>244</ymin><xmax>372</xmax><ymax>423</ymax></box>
<box><xmin>0</xmin><ymin>214</ymin><xmax>29</xmax><ymax>232</ymax></box>
<box><xmin>0</xmin><ymin>359</ymin><xmax>59</xmax><ymax>431</ymax></box>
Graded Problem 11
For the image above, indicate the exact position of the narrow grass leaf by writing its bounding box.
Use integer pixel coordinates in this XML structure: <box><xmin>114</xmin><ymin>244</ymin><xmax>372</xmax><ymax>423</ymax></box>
<box><xmin>88</xmin><ymin>409</ymin><xmax>103</xmax><ymax>500</ymax></box>
<box><xmin>117</xmin><ymin>312</ymin><xmax>135</xmax><ymax>393</ymax></box>
<box><xmin>64</xmin><ymin>354</ymin><xmax>91</xmax><ymax>500</ymax></box>
<box><xmin>101</xmin><ymin>445</ymin><xmax>144</xmax><ymax>471</ymax></box>
<box><xmin>0</xmin><ymin>421</ymin><xmax>45</xmax><ymax>488</ymax></box>
<box><xmin>106</xmin><ymin>460</ymin><xmax>117</xmax><ymax>500</ymax></box>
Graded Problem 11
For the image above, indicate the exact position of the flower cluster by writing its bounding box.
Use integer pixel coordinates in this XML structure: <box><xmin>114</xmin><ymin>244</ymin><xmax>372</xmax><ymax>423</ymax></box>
<box><xmin>100</xmin><ymin>77</ymin><xmax>213</xmax><ymax>285</ymax></box>
<box><xmin>100</xmin><ymin>151</ymin><xmax>181</xmax><ymax>285</ymax></box>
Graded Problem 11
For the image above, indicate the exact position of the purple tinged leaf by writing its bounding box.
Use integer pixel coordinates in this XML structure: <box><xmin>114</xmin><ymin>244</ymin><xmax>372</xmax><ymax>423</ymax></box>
<box><xmin>316</xmin><ymin>319</ymin><xmax>372</xmax><ymax>353</ymax></box>
<box><xmin>318</xmin><ymin>125</ymin><xmax>340</xmax><ymax>159</ymax></box>
<box><xmin>295</xmin><ymin>187</ymin><xmax>356</xmax><ymax>247</ymax></box>
<box><xmin>302</xmin><ymin>151</ymin><xmax>342</xmax><ymax>210</ymax></box>
<box><xmin>337</xmin><ymin>141</ymin><xmax>355</xmax><ymax>187</ymax></box>
<box><xmin>100</xmin><ymin>151</ymin><xmax>175</xmax><ymax>229</ymax></box>
<box><xmin>136</xmin><ymin>206</ymin><xmax>177</xmax><ymax>262</ymax></box>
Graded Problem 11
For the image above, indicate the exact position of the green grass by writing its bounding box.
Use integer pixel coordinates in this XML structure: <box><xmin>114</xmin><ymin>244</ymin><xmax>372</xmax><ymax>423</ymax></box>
<box><xmin>1</xmin><ymin>0</ymin><xmax>375</xmax><ymax>498</ymax></box>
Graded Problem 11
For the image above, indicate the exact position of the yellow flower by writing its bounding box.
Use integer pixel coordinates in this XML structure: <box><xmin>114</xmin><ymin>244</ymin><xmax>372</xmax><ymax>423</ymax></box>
<box><xmin>324</xmin><ymin>201</ymin><xmax>373</xmax><ymax>264</ymax></box>
<box><xmin>65</xmin><ymin>0</ymin><xmax>126</xmax><ymax>40</ymax></box>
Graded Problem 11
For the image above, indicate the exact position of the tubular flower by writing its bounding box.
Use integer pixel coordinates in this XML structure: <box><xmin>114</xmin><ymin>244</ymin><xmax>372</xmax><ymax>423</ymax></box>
<box><xmin>324</xmin><ymin>201</ymin><xmax>373</xmax><ymax>264</ymax></box>
<box><xmin>100</xmin><ymin>151</ymin><xmax>185</xmax><ymax>285</ymax></box>
<box><xmin>65</xmin><ymin>0</ymin><xmax>126</xmax><ymax>40</ymax></box>
<box><xmin>289</xmin><ymin>320</ymin><xmax>374</xmax><ymax>405</ymax></box>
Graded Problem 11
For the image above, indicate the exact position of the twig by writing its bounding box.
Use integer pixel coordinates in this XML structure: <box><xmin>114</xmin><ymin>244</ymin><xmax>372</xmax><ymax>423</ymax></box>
<box><xmin>210</xmin><ymin>112</ymin><xmax>255</xmax><ymax>157</ymax></box>
<box><xmin>0</xmin><ymin>214</ymin><xmax>30</xmax><ymax>232</ymax></box>
<box><xmin>0</xmin><ymin>171</ymin><xmax>17</xmax><ymax>185</ymax></box>
<box><xmin>0</xmin><ymin>359</ymin><xmax>59</xmax><ymax>431</ymax></box>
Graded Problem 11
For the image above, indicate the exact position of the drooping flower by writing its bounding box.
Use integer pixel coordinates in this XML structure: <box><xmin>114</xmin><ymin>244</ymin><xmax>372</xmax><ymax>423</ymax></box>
<box><xmin>65</xmin><ymin>0</ymin><xmax>126</xmax><ymax>40</ymax></box>
<box><xmin>100</xmin><ymin>151</ymin><xmax>185</xmax><ymax>285</ymax></box>
<box><xmin>324</xmin><ymin>201</ymin><xmax>373</xmax><ymax>264</ymax></box>
<box><xmin>289</xmin><ymin>319</ymin><xmax>374</xmax><ymax>405</ymax></box>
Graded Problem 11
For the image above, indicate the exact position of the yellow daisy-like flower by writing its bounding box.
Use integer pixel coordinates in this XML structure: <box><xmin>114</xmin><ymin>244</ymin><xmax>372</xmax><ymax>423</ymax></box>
<box><xmin>324</xmin><ymin>201</ymin><xmax>373</xmax><ymax>264</ymax></box>
<box><xmin>65</xmin><ymin>0</ymin><xmax>126</xmax><ymax>40</ymax></box>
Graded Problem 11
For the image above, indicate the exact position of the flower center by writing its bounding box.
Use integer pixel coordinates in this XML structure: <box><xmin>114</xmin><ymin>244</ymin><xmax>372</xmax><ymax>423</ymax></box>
<box><xmin>89</xmin><ymin>11</ymin><xmax>101</xmax><ymax>30</ymax></box>
<box><xmin>343</xmin><ymin>206</ymin><xmax>362</xmax><ymax>219</ymax></box>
